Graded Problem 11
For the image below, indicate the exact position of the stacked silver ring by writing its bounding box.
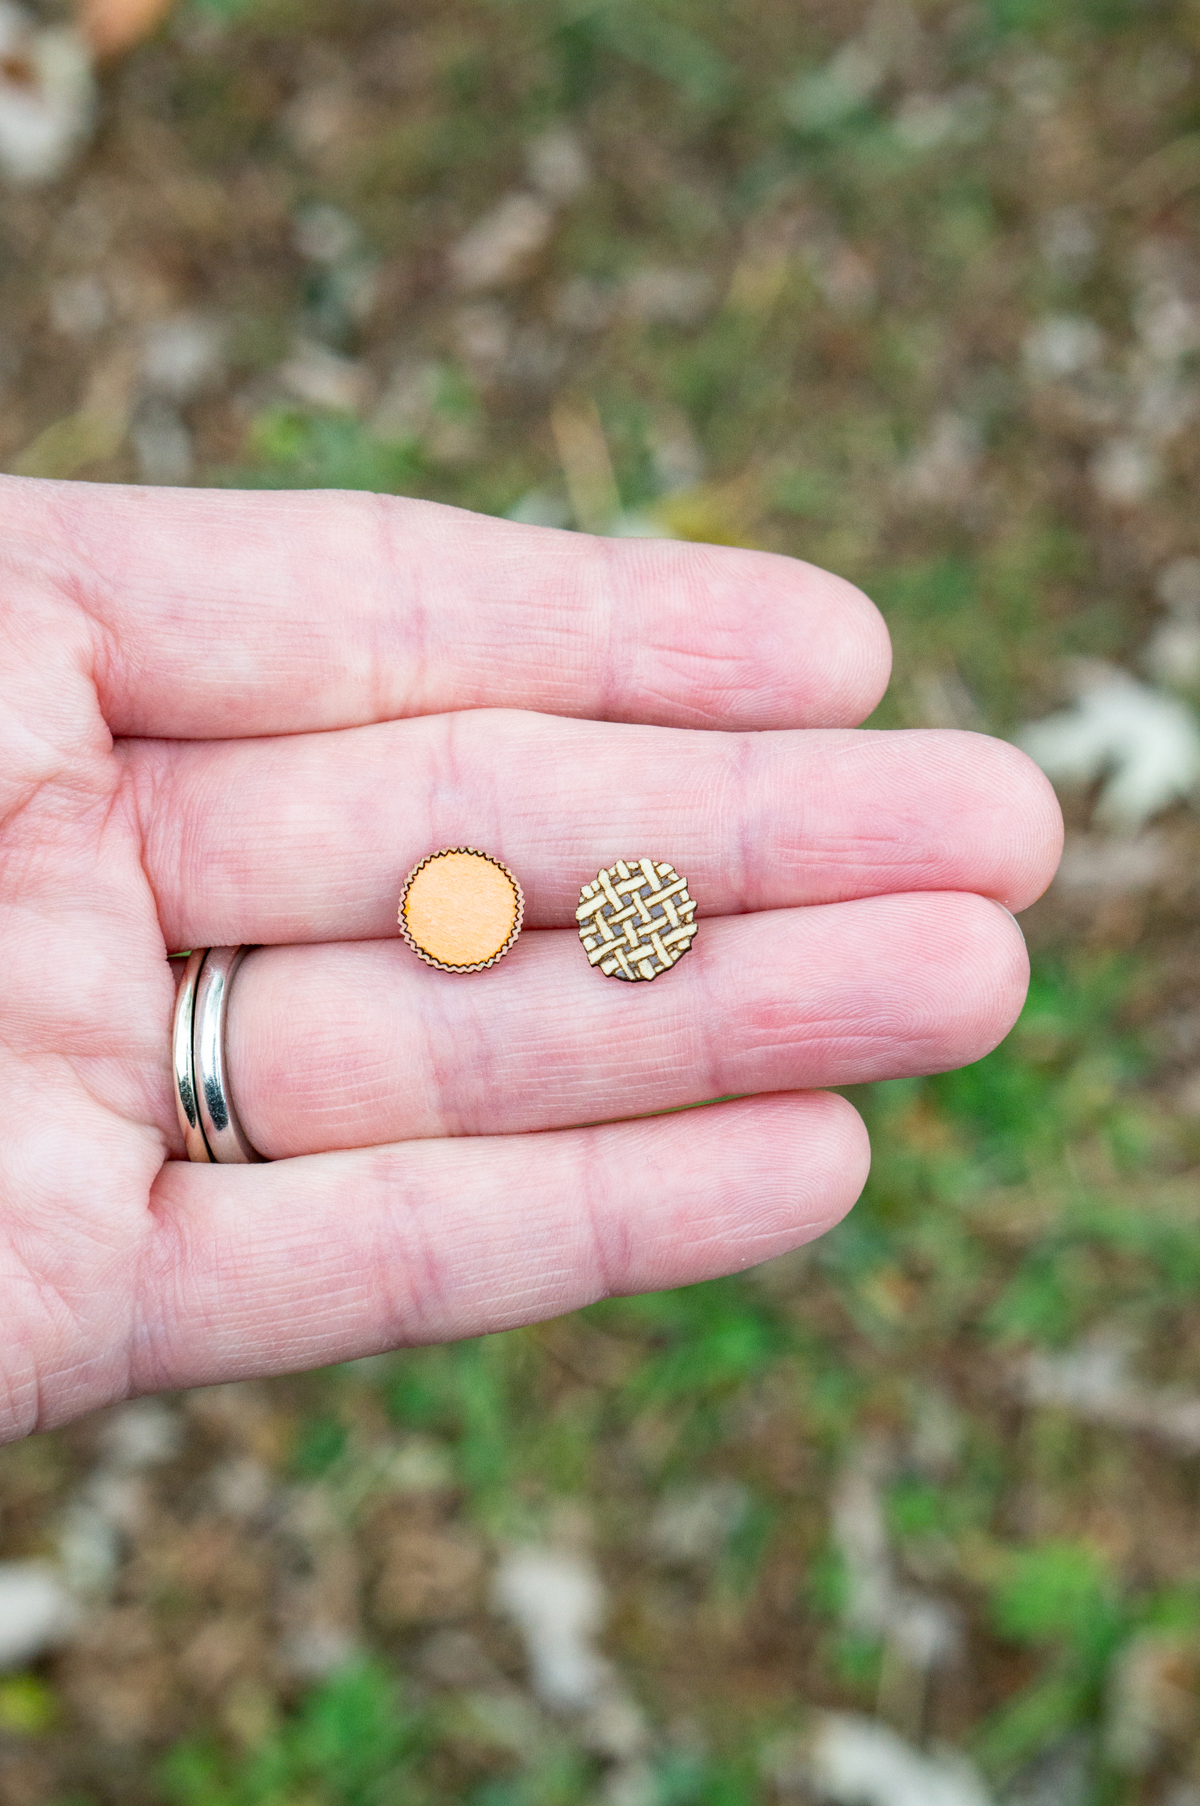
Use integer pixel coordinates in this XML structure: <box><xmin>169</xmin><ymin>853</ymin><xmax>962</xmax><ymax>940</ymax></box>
<box><xmin>172</xmin><ymin>947</ymin><xmax>264</xmax><ymax>1163</ymax></box>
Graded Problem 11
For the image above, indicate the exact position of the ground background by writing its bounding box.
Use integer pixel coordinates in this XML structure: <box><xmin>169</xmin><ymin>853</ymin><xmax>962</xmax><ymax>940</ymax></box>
<box><xmin>2</xmin><ymin>0</ymin><xmax>1200</xmax><ymax>1800</ymax></box>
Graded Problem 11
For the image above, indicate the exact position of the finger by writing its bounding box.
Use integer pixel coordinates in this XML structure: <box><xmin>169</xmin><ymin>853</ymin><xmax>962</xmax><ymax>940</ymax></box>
<box><xmin>137</xmin><ymin>1094</ymin><xmax>868</xmax><ymax>1393</ymax></box>
<box><xmin>125</xmin><ymin>716</ymin><xmax>1062</xmax><ymax>951</ymax></box>
<box><xmin>6</xmin><ymin>477</ymin><xmax>890</xmax><ymax>738</ymax></box>
<box><xmin>226</xmin><ymin>891</ymin><xmax>1027</xmax><ymax>1156</ymax></box>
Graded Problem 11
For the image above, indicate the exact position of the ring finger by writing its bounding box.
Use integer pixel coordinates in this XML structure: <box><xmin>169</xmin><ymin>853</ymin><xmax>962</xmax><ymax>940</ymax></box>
<box><xmin>223</xmin><ymin>889</ymin><xmax>1027</xmax><ymax>1158</ymax></box>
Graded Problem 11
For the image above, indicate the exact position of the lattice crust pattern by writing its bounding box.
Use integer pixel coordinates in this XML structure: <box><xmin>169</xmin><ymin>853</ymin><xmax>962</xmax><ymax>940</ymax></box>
<box><xmin>576</xmin><ymin>859</ymin><xmax>698</xmax><ymax>981</ymax></box>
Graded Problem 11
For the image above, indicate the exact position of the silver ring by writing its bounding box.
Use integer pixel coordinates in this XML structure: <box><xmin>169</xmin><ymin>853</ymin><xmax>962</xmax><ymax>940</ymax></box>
<box><xmin>171</xmin><ymin>947</ymin><xmax>265</xmax><ymax>1163</ymax></box>
<box><xmin>172</xmin><ymin>949</ymin><xmax>211</xmax><ymax>1161</ymax></box>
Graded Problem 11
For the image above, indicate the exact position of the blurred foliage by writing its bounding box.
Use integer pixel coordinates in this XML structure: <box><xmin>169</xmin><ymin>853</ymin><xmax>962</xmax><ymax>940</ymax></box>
<box><xmin>239</xmin><ymin>410</ymin><xmax>427</xmax><ymax>494</ymax></box>
<box><xmin>0</xmin><ymin>1674</ymin><xmax>58</xmax><ymax>1736</ymax></box>
<box><xmin>162</xmin><ymin>1664</ymin><xmax>422</xmax><ymax>1806</ymax></box>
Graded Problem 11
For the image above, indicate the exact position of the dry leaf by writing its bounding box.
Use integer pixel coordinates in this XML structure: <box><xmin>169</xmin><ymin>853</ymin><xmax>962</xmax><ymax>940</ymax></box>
<box><xmin>551</xmin><ymin>397</ymin><xmax>620</xmax><ymax>535</ymax></box>
<box><xmin>0</xmin><ymin>3</ymin><xmax>94</xmax><ymax>185</ymax></box>
<box><xmin>76</xmin><ymin>0</ymin><xmax>173</xmax><ymax>60</ymax></box>
<box><xmin>12</xmin><ymin>347</ymin><xmax>137</xmax><ymax>478</ymax></box>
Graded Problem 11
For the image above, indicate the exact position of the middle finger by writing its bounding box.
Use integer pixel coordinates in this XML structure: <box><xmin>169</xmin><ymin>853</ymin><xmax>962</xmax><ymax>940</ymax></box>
<box><xmin>126</xmin><ymin>711</ymin><xmax>1061</xmax><ymax>950</ymax></box>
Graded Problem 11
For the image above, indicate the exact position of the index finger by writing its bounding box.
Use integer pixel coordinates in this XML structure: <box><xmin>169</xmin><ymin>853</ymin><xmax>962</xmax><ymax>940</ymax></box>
<box><xmin>1</xmin><ymin>477</ymin><xmax>890</xmax><ymax>739</ymax></box>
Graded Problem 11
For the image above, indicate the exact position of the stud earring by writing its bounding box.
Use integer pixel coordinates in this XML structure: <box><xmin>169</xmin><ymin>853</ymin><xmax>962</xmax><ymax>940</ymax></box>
<box><xmin>576</xmin><ymin>859</ymin><xmax>697</xmax><ymax>981</ymax></box>
<box><xmin>399</xmin><ymin>848</ymin><xmax>524</xmax><ymax>972</ymax></box>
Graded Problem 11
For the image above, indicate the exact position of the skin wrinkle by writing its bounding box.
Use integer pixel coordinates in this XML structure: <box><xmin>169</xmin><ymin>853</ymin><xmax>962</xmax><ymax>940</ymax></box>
<box><xmin>377</xmin><ymin>1155</ymin><xmax>484</xmax><ymax>1343</ymax></box>
<box><xmin>34</xmin><ymin>496</ymin><xmax>156</xmax><ymax>749</ymax></box>
<box><xmin>419</xmin><ymin>905</ymin><xmax>491</xmax><ymax>1147</ymax></box>
<box><xmin>817</xmin><ymin>724</ymin><xmax>1054</xmax><ymax>814</ymax></box>
<box><xmin>134</xmin><ymin>1238</ymin><xmax>227</xmax><ymax>1390</ymax></box>
<box><xmin>11</xmin><ymin>1053</ymin><xmax>164</xmax><ymax>1193</ymax></box>
<box><xmin>691</xmin><ymin>926</ymin><xmax>739</xmax><ymax>1109</ymax></box>
<box><xmin>0</xmin><ymin>811</ymin><xmax>83</xmax><ymax>919</ymax></box>
<box><xmin>0</xmin><ymin>1247</ymin><xmax>101</xmax><ymax>1435</ymax></box>
<box><xmin>275</xmin><ymin>1233</ymin><xmax>386</xmax><ymax>1331</ymax></box>
<box><xmin>0</xmin><ymin>1356</ymin><xmax>40</xmax><ymax>1443</ymax></box>
<box><xmin>665</xmin><ymin>1100</ymin><xmax>851</xmax><ymax>1282</ymax></box>
<box><xmin>683</xmin><ymin>550</ymin><xmax>884</xmax><ymax>728</ymax></box>
<box><xmin>67</xmin><ymin>586</ymin><xmax>127</xmax><ymax>754</ymax></box>
<box><xmin>136</xmin><ymin>1177</ymin><xmax>238</xmax><ymax>1387</ymax></box>
<box><xmin>244</xmin><ymin>1209</ymin><xmax>380</xmax><ymax>1318</ymax></box>
<box><xmin>632</xmin><ymin>547</ymin><xmax>796</xmax><ymax>727</ymax></box>
<box><xmin>0</xmin><ymin>886</ymin><xmax>171</xmax><ymax>1122</ymax></box>
<box><xmin>457</xmin><ymin>603</ymin><xmax>567</xmax><ymax>713</ymax></box>
<box><xmin>0</xmin><ymin>656</ymin><xmax>113</xmax><ymax>837</ymax></box>
<box><xmin>0</xmin><ymin>1247</ymin><xmax>61</xmax><ymax>1438</ymax></box>
<box><xmin>629</xmin><ymin>1130</ymin><xmax>731</xmax><ymax>1293</ymax></box>
<box><xmin>418</xmin><ymin>718</ymin><xmax>445</xmax><ymax>919</ymax></box>
<box><xmin>441</xmin><ymin>709</ymin><xmax>515</xmax><ymax>904</ymax></box>
<box><xmin>88</xmin><ymin>1276</ymin><xmax>139</xmax><ymax>1424</ymax></box>
<box><xmin>443</xmin><ymin>956</ymin><xmax>506</xmax><ymax>1141</ymax></box>
<box><xmin>577</xmin><ymin>539</ymin><xmax>614</xmax><ymax>725</ymax></box>
<box><xmin>0</xmin><ymin>724</ymin><xmax>75</xmax><ymax>836</ymax></box>
<box><xmin>122</xmin><ymin>741</ymin><xmax>181</xmax><ymax>937</ymax></box>
<box><xmin>40</xmin><ymin>1332</ymin><xmax>132</xmax><ymax>1438</ymax></box>
<box><xmin>432</xmin><ymin>707</ymin><xmax>468</xmax><ymax>832</ymax></box>
<box><xmin>541</xmin><ymin>1140</ymin><xmax>643</xmax><ymax>1305</ymax></box>
<box><xmin>392</xmin><ymin>1183</ymin><xmax>484</xmax><ymax>1341</ymax></box>
<box><xmin>139</xmin><ymin>1173</ymin><xmax>282</xmax><ymax>1383</ymax></box>
<box><xmin>727</xmin><ymin>730</ymin><xmax>758</xmax><ymax>917</ymax></box>
<box><xmin>373</xmin><ymin>490</ymin><xmax>427</xmax><ymax>720</ymax></box>
<box><xmin>673</xmin><ymin>1190</ymin><xmax>786</xmax><ymax>1274</ymax></box>
<box><xmin>573</xmin><ymin>1126</ymin><xmax>624</xmax><ymax>1305</ymax></box>
<box><xmin>4</xmin><ymin>1145</ymin><xmax>135</xmax><ymax>1278</ymax></box>
<box><xmin>733</xmin><ymin>1020</ymin><xmax>948</xmax><ymax>1085</ymax></box>
<box><xmin>0</xmin><ymin>1047</ymin><xmax>157</xmax><ymax>1213</ymax></box>
<box><xmin>356</xmin><ymin>1147</ymin><xmax>465</xmax><ymax>1344</ymax></box>
<box><xmin>785</xmin><ymin>829</ymin><xmax>950</xmax><ymax>875</ymax></box>
<box><xmin>634</xmin><ymin>553</ymin><xmax>774</xmax><ymax>729</ymax></box>
<box><xmin>92</xmin><ymin>776</ymin><xmax>172</xmax><ymax>1075</ymax></box>
<box><xmin>591</xmin><ymin>534</ymin><xmax>625</xmax><ymax>729</ymax></box>
<box><xmin>629</xmin><ymin>623</ymin><xmax>763</xmax><ymax>729</ymax></box>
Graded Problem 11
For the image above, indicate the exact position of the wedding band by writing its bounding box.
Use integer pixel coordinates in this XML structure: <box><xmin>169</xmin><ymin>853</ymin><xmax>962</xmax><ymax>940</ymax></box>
<box><xmin>172</xmin><ymin>950</ymin><xmax>209</xmax><ymax>1161</ymax></box>
<box><xmin>172</xmin><ymin>947</ymin><xmax>264</xmax><ymax>1163</ymax></box>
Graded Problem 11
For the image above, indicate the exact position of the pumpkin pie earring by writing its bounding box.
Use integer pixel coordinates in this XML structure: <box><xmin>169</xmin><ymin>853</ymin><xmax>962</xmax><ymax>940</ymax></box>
<box><xmin>576</xmin><ymin>859</ymin><xmax>697</xmax><ymax>981</ymax></box>
<box><xmin>399</xmin><ymin>848</ymin><xmax>524</xmax><ymax>972</ymax></box>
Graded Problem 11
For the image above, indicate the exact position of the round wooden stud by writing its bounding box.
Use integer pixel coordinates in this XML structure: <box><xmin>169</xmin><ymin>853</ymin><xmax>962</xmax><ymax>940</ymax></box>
<box><xmin>399</xmin><ymin>848</ymin><xmax>524</xmax><ymax>973</ymax></box>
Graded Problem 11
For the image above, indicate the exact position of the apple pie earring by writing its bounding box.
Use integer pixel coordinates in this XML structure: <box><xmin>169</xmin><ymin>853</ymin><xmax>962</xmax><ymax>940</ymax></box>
<box><xmin>399</xmin><ymin>848</ymin><xmax>524</xmax><ymax>972</ymax></box>
<box><xmin>577</xmin><ymin>859</ymin><xmax>698</xmax><ymax>981</ymax></box>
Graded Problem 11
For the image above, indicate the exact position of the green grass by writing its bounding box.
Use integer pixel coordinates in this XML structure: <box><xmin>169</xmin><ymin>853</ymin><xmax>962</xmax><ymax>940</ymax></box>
<box><xmin>161</xmin><ymin>1664</ymin><xmax>424</xmax><ymax>1806</ymax></box>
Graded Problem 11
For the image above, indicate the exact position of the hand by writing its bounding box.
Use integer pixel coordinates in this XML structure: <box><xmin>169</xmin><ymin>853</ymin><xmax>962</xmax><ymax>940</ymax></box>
<box><xmin>0</xmin><ymin>476</ymin><xmax>1061</xmax><ymax>1439</ymax></box>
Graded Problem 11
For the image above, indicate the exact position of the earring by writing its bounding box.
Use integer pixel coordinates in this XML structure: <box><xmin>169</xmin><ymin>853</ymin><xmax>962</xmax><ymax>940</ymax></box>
<box><xmin>577</xmin><ymin>859</ymin><xmax>697</xmax><ymax>981</ymax></box>
<box><xmin>399</xmin><ymin>848</ymin><xmax>524</xmax><ymax>972</ymax></box>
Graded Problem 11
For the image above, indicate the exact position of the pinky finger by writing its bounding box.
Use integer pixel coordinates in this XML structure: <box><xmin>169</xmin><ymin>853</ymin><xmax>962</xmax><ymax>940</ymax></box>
<box><xmin>139</xmin><ymin>1094</ymin><xmax>869</xmax><ymax>1392</ymax></box>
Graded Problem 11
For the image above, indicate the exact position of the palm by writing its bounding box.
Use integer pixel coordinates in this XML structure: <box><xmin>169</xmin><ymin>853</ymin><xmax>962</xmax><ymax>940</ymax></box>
<box><xmin>0</xmin><ymin>476</ymin><xmax>1061</xmax><ymax>1440</ymax></box>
